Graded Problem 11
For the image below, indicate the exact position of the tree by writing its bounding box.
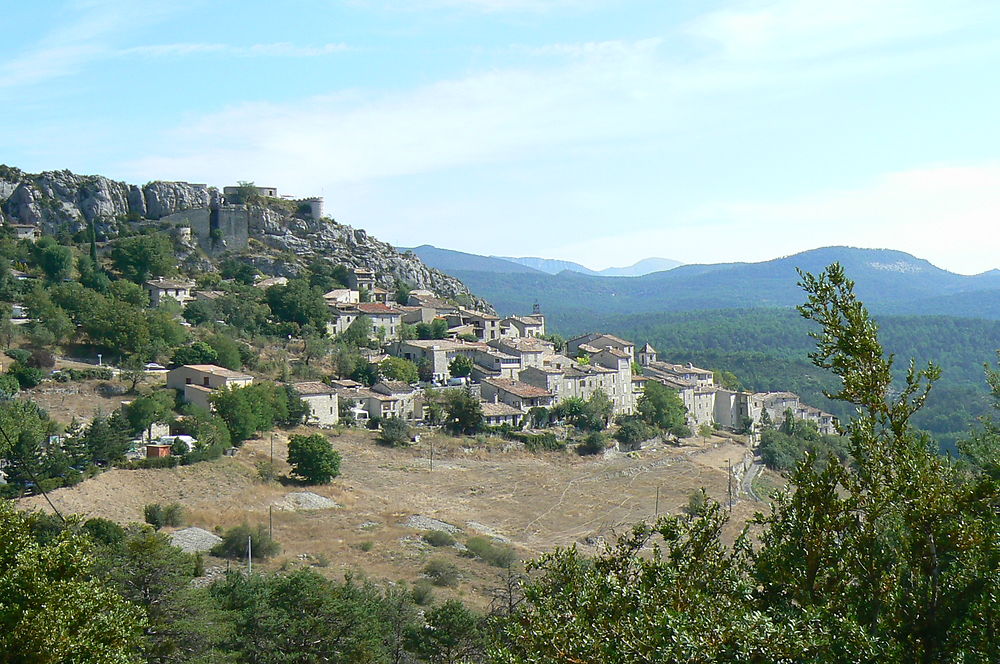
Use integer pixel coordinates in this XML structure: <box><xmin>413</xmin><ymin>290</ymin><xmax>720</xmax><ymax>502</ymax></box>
<box><xmin>448</xmin><ymin>355</ymin><xmax>473</xmax><ymax>379</ymax></box>
<box><xmin>408</xmin><ymin>599</ymin><xmax>485</xmax><ymax>664</ymax></box>
<box><xmin>170</xmin><ymin>341</ymin><xmax>218</xmax><ymax>368</ymax></box>
<box><xmin>378</xmin><ymin>416</ymin><xmax>411</xmax><ymax>447</ymax></box>
<box><xmin>493</xmin><ymin>263</ymin><xmax>1000</xmax><ymax>664</ymax></box>
<box><xmin>637</xmin><ymin>381</ymin><xmax>687</xmax><ymax>431</ymax></box>
<box><xmin>219</xmin><ymin>257</ymin><xmax>258</xmax><ymax>285</ymax></box>
<box><xmin>341</xmin><ymin>315</ymin><xmax>373</xmax><ymax>347</ymax></box>
<box><xmin>301</xmin><ymin>333</ymin><xmax>331</xmax><ymax>367</ymax></box>
<box><xmin>379</xmin><ymin>356</ymin><xmax>419</xmax><ymax>383</ymax></box>
<box><xmin>126</xmin><ymin>391</ymin><xmax>174</xmax><ymax>442</ymax></box>
<box><xmin>35</xmin><ymin>241</ymin><xmax>74</xmax><ymax>282</ymax></box>
<box><xmin>287</xmin><ymin>433</ymin><xmax>342</xmax><ymax>484</ymax></box>
<box><xmin>444</xmin><ymin>389</ymin><xmax>482</xmax><ymax>435</ymax></box>
<box><xmin>0</xmin><ymin>502</ymin><xmax>145</xmax><ymax>661</ymax></box>
<box><xmin>265</xmin><ymin>279</ymin><xmax>330</xmax><ymax>331</ymax></box>
<box><xmin>110</xmin><ymin>233</ymin><xmax>177</xmax><ymax>283</ymax></box>
<box><xmin>352</xmin><ymin>360</ymin><xmax>381</xmax><ymax>387</ymax></box>
<box><xmin>698</xmin><ymin>422</ymin><xmax>714</xmax><ymax>441</ymax></box>
<box><xmin>119</xmin><ymin>354</ymin><xmax>149</xmax><ymax>393</ymax></box>
<box><xmin>211</xmin><ymin>523</ymin><xmax>280</xmax><ymax>560</ymax></box>
<box><xmin>206</xmin><ymin>333</ymin><xmax>242</xmax><ymax>370</ymax></box>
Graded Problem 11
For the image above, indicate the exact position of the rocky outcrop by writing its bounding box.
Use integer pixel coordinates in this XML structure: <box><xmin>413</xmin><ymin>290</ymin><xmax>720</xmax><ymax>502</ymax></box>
<box><xmin>142</xmin><ymin>181</ymin><xmax>211</xmax><ymax>219</ymax></box>
<box><xmin>0</xmin><ymin>165</ymin><xmax>493</xmax><ymax>312</ymax></box>
<box><xmin>247</xmin><ymin>207</ymin><xmax>494</xmax><ymax>311</ymax></box>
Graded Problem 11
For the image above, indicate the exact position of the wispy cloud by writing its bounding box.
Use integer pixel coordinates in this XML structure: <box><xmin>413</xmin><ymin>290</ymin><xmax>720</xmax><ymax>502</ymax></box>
<box><xmin>0</xmin><ymin>0</ymin><xmax>174</xmax><ymax>89</ymax></box>
<box><xmin>120</xmin><ymin>42</ymin><xmax>349</xmax><ymax>58</ymax></box>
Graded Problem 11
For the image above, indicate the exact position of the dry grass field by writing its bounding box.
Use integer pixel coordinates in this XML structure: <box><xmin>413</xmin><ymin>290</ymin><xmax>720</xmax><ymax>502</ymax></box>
<box><xmin>20</xmin><ymin>426</ymin><xmax>769</xmax><ymax>607</ymax></box>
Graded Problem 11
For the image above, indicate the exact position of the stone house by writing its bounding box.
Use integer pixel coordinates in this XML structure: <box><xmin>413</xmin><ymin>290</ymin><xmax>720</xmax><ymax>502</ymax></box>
<box><xmin>372</xmin><ymin>381</ymin><xmax>417</xmax><ymax>419</ymax></box>
<box><xmin>324</xmin><ymin>288</ymin><xmax>360</xmax><ymax>304</ymax></box>
<box><xmin>146</xmin><ymin>278</ymin><xmax>195</xmax><ymax>307</ymax></box>
<box><xmin>346</xmin><ymin>268</ymin><xmax>375</xmax><ymax>292</ymax></box>
<box><xmin>167</xmin><ymin>364</ymin><xmax>253</xmax><ymax>411</ymax></box>
<box><xmin>480</xmin><ymin>378</ymin><xmax>554</xmax><ymax>411</ymax></box>
<box><xmin>292</xmin><ymin>381</ymin><xmax>339</xmax><ymax>427</ymax></box>
<box><xmin>9</xmin><ymin>224</ymin><xmax>40</xmax><ymax>241</ymax></box>
<box><xmin>566</xmin><ymin>333</ymin><xmax>635</xmax><ymax>361</ymax></box>
<box><xmin>481</xmin><ymin>401</ymin><xmax>526</xmax><ymax>427</ymax></box>
<box><xmin>503</xmin><ymin>314</ymin><xmax>546</xmax><ymax>338</ymax></box>
<box><xmin>391</xmin><ymin>339</ymin><xmax>488</xmax><ymax>382</ymax></box>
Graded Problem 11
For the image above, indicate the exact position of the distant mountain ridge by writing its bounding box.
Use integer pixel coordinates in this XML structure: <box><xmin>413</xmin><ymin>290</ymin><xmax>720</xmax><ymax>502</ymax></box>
<box><xmin>496</xmin><ymin>255</ymin><xmax>683</xmax><ymax>277</ymax></box>
<box><xmin>409</xmin><ymin>244</ymin><xmax>1000</xmax><ymax>326</ymax></box>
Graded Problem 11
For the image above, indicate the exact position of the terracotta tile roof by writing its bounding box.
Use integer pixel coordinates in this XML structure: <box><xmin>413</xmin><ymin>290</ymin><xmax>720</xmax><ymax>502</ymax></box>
<box><xmin>481</xmin><ymin>378</ymin><xmax>552</xmax><ymax>399</ymax></box>
<box><xmin>356</xmin><ymin>302</ymin><xmax>401</xmax><ymax>315</ymax></box>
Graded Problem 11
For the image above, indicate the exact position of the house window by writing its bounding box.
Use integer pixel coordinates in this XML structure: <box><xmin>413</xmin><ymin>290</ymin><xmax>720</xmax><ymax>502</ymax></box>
<box><xmin>185</xmin><ymin>378</ymin><xmax>192</xmax><ymax>385</ymax></box>
<box><xmin>203</xmin><ymin>377</ymin><xmax>210</xmax><ymax>386</ymax></box>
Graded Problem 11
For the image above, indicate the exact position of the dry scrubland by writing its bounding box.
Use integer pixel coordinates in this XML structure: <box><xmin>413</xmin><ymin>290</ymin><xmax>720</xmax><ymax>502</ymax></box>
<box><xmin>21</xmin><ymin>427</ymin><xmax>770</xmax><ymax>607</ymax></box>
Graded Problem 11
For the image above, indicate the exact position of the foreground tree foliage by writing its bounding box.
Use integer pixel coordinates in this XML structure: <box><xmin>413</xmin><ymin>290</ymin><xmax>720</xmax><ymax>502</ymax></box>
<box><xmin>0</xmin><ymin>502</ymin><xmax>145</xmax><ymax>662</ymax></box>
<box><xmin>493</xmin><ymin>263</ymin><xmax>1000</xmax><ymax>664</ymax></box>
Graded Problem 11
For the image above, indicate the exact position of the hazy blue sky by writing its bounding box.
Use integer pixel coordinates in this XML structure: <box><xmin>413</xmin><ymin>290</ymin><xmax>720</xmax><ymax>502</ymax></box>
<box><xmin>3</xmin><ymin>0</ymin><xmax>999</xmax><ymax>273</ymax></box>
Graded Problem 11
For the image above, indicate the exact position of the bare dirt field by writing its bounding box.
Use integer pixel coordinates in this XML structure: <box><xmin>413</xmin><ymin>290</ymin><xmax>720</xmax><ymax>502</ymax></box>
<box><xmin>20</xmin><ymin>427</ymin><xmax>768</xmax><ymax>607</ymax></box>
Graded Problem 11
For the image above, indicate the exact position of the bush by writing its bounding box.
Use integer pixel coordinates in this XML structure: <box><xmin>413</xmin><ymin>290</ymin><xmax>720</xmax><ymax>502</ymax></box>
<box><xmin>5</xmin><ymin>349</ymin><xmax>30</xmax><ymax>365</ymax></box>
<box><xmin>143</xmin><ymin>502</ymin><xmax>184</xmax><ymax>530</ymax></box>
<box><xmin>464</xmin><ymin>536</ymin><xmax>518</xmax><ymax>568</ymax></box>
<box><xmin>212</xmin><ymin>523</ymin><xmax>281</xmax><ymax>560</ymax></box>
<box><xmin>510</xmin><ymin>431</ymin><xmax>564</xmax><ymax>452</ymax></box>
<box><xmin>424</xmin><ymin>530</ymin><xmax>456</xmax><ymax>547</ymax></box>
<box><xmin>576</xmin><ymin>431</ymin><xmax>607</xmax><ymax>456</ymax></box>
<box><xmin>670</xmin><ymin>424</ymin><xmax>692</xmax><ymax>439</ymax></box>
<box><xmin>424</xmin><ymin>558</ymin><xmax>460</xmax><ymax>587</ymax></box>
<box><xmin>27</xmin><ymin>348</ymin><xmax>55</xmax><ymax>369</ymax></box>
<box><xmin>8</xmin><ymin>362</ymin><xmax>45</xmax><ymax>389</ymax></box>
<box><xmin>287</xmin><ymin>433</ymin><xmax>342</xmax><ymax>484</ymax></box>
<box><xmin>83</xmin><ymin>517</ymin><xmax>125</xmax><ymax>545</ymax></box>
<box><xmin>377</xmin><ymin>416</ymin><xmax>411</xmax><ymax>447</ymax></box>
<box><xmin>412</xmin><ymin>579</ymin><xmax>435</xmax><ymax>605</ymax></box>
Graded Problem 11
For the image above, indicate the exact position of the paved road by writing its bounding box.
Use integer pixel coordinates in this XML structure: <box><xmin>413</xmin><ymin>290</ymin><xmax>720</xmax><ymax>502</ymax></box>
<box><xmin>741</xmin><ymin>458</ymin><xmax>764</xmax><ymax>502</ymax></box>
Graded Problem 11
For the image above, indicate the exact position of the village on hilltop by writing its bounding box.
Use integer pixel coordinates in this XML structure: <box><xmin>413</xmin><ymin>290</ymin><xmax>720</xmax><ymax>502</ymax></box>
<box><xmin>146</xmin><ymin>265</ymin><xmax>835</xmax><ymax>450</ymax></box>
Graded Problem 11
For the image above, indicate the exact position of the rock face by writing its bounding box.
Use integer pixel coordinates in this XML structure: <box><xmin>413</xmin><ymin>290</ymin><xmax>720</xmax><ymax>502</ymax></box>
<box><xmin>247</xmin><ymin>208</ymin><xmax>494</xmax><ymax>311</ymax></box>
<box><xmin>0</xmin><ymin>165</ymin><xmax>492</xmax><ymax>312</ymax></box>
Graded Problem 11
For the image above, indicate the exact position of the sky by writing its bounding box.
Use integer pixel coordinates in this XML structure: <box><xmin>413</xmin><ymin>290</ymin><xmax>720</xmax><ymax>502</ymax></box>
<box><xmin>2</xmin><ymin>0</ymin><xmax>999</xmax><ymax>274</ymax></box>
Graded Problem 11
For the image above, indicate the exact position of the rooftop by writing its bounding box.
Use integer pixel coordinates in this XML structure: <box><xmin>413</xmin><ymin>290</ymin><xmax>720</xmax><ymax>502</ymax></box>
<box><xmin>481</xmin><ymin>378</ymin><xmax>553</xmax><ymax>399</ymax></box>
<box><xmin>177</xmin><ymin>364</ymin><xmax>253</xmax><ymax>380</ymax></box>
<box><xmin>292</xmin><ymin>381</ymin><xmax>337</xmax><ymax>395</ymax></box>
<box><xmin>481</xmin><ymin>402</ymin><xmax>524</xmax><ymax>417</ymax></box>
<box><xmin>146</xmin><ymin>278</ymin><xmax>195</xmax><ymax>290</ymax></box>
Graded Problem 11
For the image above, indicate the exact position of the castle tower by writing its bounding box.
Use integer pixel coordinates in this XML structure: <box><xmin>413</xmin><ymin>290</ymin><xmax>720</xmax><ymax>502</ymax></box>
<box><xmin>638</xmin><ymin>342</ymin><xmax>657</xmax><ymax>366</ymax></box>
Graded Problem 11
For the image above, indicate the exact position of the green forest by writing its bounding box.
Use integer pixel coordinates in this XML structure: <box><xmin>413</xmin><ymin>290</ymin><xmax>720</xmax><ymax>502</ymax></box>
<box><xmin>572</xmin><ymin>308</ymin><xmax>1000</xmax><ymax>452</ymax></box>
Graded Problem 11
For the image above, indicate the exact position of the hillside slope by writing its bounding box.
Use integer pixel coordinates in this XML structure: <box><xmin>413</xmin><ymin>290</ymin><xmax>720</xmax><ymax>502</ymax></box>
<box><xmin>0</xmin><ymin>165</ymin><xmax>493</xmax><ymax>312</ymax></box>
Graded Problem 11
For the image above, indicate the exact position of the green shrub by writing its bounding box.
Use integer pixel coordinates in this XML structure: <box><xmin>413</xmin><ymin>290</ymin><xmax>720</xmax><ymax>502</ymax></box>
<box><xmin>576</xmin><ymin>431</ymin><xmax>607</xmax><ymax>456</ymax></box>
<box><xmin>423</xmin><ymin>530</ymin><xmax>456</xmax><ymax>547</ymax></box>
<box><xmin>464</xmin><ymin>536</ymin><xmax>518</xmax><ymax>568</ymax></box>
<box><xmin>510</xmin><ymin>431</ymin><xmax>564</xmax><ymax>452</ymax></box>
<box><xmin>424</xmin><ymin>558</ymin><xmax>460</xmax><ymax>587</ymax></box>
<box><xmin>212</xmin><ymin>523</ymin><xmax>281</xmax><ymax>560</ymax></box>
<box><xmin>412</xmin><ymin>579</ymin><xmax>435</xmax><ymax>605</ymax></box>
<box><xmin>143</xmin><ymin>502</ymin><xmax>184</xmax><ymax>530</ymax></box>
<box><xmin>83</xmin><ymin>517</ymin><xmax>125</xmax><ymax>545</ymax></box>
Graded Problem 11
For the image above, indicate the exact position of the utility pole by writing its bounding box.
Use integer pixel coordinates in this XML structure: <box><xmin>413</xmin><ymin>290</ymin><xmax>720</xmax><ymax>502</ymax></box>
<box><xmin>270</xmin><ymin>433</ymin><xmax>274</xmax><ymax>466</ymax></box>
<box><xmin>727</xmin><ymin>458</ymin><xmax>733</xmax><ymax>510</ymax></box>
<box><xmin>430</xmin><ymin>438</ymin><xmax>434</xmax><ymax>471</ymax></box>
<box><xmin>654</xmin><ymin>486</ymin><xmax>660</xmax><ymax>518</ymax></box>
<box><xmin>247</xmin><ymin>535</ymin><xmax>252</xmax><ymax>574</ymax></box>
<box><xmin>269</xmin><ymin>505</ymin><xmax>273</xmax><ymax>540</ymax></box>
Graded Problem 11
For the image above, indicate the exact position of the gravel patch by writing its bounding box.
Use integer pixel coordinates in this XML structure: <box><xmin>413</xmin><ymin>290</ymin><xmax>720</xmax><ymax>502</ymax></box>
<box><xmin>403</xmin><ymin>515</ymin><xmax>460</xmax><ymax>533</ymax></box>
<box><xmin>273</xmin><ymin>491</ymin><xmax>340</xmax><ymax>511</ymax></box>
<box><xmin>169</xmin><ymin>527</ymin><xmax>222</xmax><ymax>553</ymax></box>
<box><xmin>466</xmin><ymin>521</ymin><xmax>509</xmax><ymax>543</ymax></box>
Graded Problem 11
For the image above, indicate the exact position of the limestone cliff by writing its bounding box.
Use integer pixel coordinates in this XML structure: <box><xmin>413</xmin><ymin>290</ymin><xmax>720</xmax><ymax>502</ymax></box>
<box><xmin>0</xmin><ymin>165</ymin><xmax>493</xmax><ymax>312</ymax></box>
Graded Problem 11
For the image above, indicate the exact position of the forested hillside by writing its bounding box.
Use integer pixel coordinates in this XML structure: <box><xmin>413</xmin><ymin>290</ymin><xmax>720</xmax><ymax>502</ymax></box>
<box><xmin>585</xmin><ymin>309</ymin><xmax>1000</xmax><ymax>452</ymax></box>
<box><xmin>412</xmin><ymin>246</ymin><xmax>1000</xmax><ymax>322</ymax></box>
